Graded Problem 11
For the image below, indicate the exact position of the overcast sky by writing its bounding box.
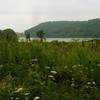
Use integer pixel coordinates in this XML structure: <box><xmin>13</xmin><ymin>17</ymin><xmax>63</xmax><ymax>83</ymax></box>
<box><xmin>0</xmin><ymin>0</ymin><xmax>100</xmax><ymax>32</ymax></box>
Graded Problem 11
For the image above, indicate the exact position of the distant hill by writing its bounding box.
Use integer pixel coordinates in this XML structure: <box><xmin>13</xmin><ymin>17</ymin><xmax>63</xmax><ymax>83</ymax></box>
<box><xmin>25</xmin><ymin>18</ymin><xmax>100</xmax><ymax>38</ymax></box>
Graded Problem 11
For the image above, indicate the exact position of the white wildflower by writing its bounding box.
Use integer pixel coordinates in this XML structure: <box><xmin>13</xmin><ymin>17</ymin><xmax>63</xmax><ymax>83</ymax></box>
<box><xmin>48</xmin><ymin>75</ymin><xmax>54</xmax><ymax>78</ymax></box>
<box><xmin>32</xmin><ymin>59</ymin><xmax>38</xmax><ymax>62</ymax></box>
<box><xmin>45</xmin><ymin>66</ymin><xmax>50</xmax><ymax>69</ymax></box>
<box><xmin>72</xmin><ymin>78</ymin><xmax>74</xmax><ymax>81</ymax></box>
<box><xmin>77</xmin><ymin>64</ymin><xmax>83</xmax><ymax>67</ymax></box>
<box><xmin>64</xmin><ymin>66</ymin><xmax>68</xmax><ymax>69</ymax></box>
<box><xmin>87</xmin><ymin>82</ymin><xmax>91</xmax><ymax>85</ymax></box>
<box><xmin>11</xmin><ymin>97</ymin><xmax>14</xmax><ymax>99</ymax></box>
<box><xmin>90</xmin><ymin>69</ymin><xmax>94</xmax><ymax>72</ymax></box>
<box><xmin>14</xmin><ymin>88</ymin><xmax>23</xmax><ymax>93</ymax></box>
<box><xmin>24</xmin><ymin>92</ymin><xmax>30</xmax><ymax>96</ymax></box>
<box><xmin>72</xmin><ymin>65</ymin><xmax>77</xmax><ymax>68</ymax></box>
<box><xmin>92</xmin><ymin>81</ymin><xmax>96</xmax><ymax>85</ymax></box>
<box><xmin>71</xmin><ymin>83</ymin><xmax>75</xmax><ymax>87</ymax></box>
<box><xmin>34</xmin><ymin>96</ymin><xmax>40</xmax><ymax>100</ymax></box>
<box><xmin>50</xmin><ymin>71</ymin><xmax>57</xmax><ymax>74</ymax></box>
<box><xmin>16</xmin><ymin>98</ymin><xmax>20</xmax><ymax>100</ymax></box>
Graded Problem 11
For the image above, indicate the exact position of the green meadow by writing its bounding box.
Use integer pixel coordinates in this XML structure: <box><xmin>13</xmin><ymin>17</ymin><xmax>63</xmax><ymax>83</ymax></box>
<box><xmin>0</xmin><ymin>38</ymin><xmax>100</xmax><ymax>100</ymax></box>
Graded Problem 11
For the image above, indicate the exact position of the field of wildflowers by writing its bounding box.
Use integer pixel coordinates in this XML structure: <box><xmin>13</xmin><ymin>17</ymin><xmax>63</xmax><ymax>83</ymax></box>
<box><xmin>0</xmin><ymin>39</ymin><xmax>100</xmax><ymax>100</ymax></box>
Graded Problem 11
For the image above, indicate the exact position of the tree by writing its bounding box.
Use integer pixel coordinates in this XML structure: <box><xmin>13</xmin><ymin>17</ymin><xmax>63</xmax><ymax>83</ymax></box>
<box><xmin>0</xmin><ymin>30</ymin><xmax>3</xmax><ymax>39</ymax></box>
<box><xmin>0</xmin><ymin>28</ymin><xmax>18</xmax><ymax>42</ymax></box>
<box><xmin>25</xmin><ymin>31</ymin><xmax>31</xmax><ymax>41</ymax></box>
<box><xmin>36</xmin><ymin>30</ymin><xmax>45</xmax><ymax>42</ymax></box>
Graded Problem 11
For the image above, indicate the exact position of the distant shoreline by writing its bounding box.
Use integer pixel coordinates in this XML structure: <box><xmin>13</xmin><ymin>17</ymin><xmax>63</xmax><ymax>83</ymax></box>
<box><xmin>19</xmin><ymin>37</ymin><xmax>100</xmax><ymax>42</ymax></box>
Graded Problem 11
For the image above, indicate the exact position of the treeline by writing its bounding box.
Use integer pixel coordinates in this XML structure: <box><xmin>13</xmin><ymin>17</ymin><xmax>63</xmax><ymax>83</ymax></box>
<box><xmin>25</xmin><ymin>18</ymin><xmax>100</xmax><ymax>38</ymax></box>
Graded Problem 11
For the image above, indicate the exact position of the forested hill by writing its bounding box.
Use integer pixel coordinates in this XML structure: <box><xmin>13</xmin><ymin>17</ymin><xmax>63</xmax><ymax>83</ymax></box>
<box><xmin>25</xmin><ymin>18</ymin><xmax>100</xmax><ymax>38</ymax></box>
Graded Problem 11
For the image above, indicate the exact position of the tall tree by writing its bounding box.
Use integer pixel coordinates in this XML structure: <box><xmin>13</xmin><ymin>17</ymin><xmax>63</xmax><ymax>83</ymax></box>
<box><xmin>25</xmin><ymin>31</ymin><xmax>31</xmax><ymax>41</ymax></box>
<box><xmin>36</xmin><ymin>30</ymin><xmax>45</xmax><ymax>42</ymax></box>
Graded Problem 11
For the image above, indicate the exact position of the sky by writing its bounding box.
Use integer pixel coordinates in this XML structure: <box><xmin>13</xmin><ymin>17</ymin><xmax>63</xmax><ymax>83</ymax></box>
<box><xmin>0</xmin><ymin>0</ymin><xmax>100</xmax><ymax>32</ymax></box>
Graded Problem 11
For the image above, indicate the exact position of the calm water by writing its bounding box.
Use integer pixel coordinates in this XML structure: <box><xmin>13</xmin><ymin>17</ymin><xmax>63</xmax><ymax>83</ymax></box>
<box><xmin>19</xmin><ymin>37</ymin><xmax>100</xmax><ymax>42</ymax></box>
<box><xmin>43</xmin><ymin>38</ymin><xmax>93</xmax><ymax>42</ymax></box>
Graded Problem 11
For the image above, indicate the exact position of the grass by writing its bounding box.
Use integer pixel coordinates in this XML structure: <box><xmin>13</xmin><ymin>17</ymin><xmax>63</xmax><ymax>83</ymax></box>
<box><xmin>0</xmin><ymin>39</ymin><xmax>100</xmax><ymax>100</ymax></box>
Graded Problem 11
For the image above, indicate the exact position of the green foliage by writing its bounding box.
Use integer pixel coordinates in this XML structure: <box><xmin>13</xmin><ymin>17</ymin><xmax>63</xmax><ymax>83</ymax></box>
<box><xmin>0</xmin><ymin>29</ymin><xmax>18</xmax><ymax>42</ymax></box>
<box><xmin>0</xmin><ymin>39</ymin><xmax>100</xmax><ymax>100</ymax></box>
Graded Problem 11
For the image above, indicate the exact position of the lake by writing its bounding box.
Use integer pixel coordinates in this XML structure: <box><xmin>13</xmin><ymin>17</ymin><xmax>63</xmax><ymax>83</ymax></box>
<box><xmin>19</xmin><ymin>37</ymin><xmax>100</xmax><ymax>42</ymax></box>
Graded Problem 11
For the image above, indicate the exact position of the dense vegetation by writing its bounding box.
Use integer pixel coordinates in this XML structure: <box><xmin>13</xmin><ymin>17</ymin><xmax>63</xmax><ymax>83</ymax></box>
<box><xmin>0</xmin><ymin>37</ymin><xmax>100</xmax><ymax>99</ymax></box>
<box><xmin>25</xmin><ymin>18</ymin><xmax>100</xmax><ymax>38</ymax></box>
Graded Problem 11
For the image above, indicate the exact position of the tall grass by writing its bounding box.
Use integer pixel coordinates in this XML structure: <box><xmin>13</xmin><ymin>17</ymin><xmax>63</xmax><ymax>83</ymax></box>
<box><xmin>0</xmin><ymin>39</ymin><xmax>100</xmax><ymax>100</ymax></box>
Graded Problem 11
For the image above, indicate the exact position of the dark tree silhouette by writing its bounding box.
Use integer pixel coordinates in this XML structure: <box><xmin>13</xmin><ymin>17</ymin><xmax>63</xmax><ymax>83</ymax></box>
<box><xmin>25</xmin><ymin>31</ymin><xmax>31</xmax><ymax>41</ymax></box>
<box><xmin>36</xmin><ymin>30</ymin><xmax>45</xmax><ymax>42</ymax></box>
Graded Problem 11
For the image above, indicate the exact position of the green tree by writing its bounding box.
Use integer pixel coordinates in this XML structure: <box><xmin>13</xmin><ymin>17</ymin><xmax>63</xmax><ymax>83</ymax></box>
<box><xmin>25</xmin><ymin>31</ymin><xmax>31</xmax><ymax>41</ymax></box>
<box><xmin>36</xmin><ymin>30</ymin><xmax>45</xmax><ymax>42</ymax></box>
<box><xmin>0</xmin><ymin>29</ymin><xmax>18</xmax><ymax>42</ymax></box>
